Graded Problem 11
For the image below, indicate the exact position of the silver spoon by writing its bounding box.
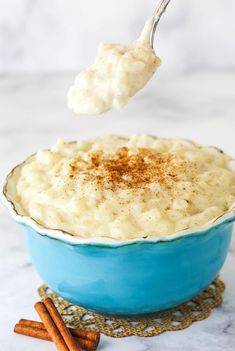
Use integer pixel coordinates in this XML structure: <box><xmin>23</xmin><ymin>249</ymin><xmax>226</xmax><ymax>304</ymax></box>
<box><xmin>149</xmin><ymin>0</ymin><xmax>171</xmax><ymax>48</ymax></box>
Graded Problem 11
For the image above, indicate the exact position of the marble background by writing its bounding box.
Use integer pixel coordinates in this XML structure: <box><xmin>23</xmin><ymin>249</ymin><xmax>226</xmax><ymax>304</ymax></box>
<box><xmin>0</xmin><ymin>0</ymin><xmax>235</xmax><ymax>72</ymax></box>
<box><xmin>0</xmin><ymin>72</ymin><xmax>235</xmax><ymax>350</ymax></box>
<box><xmin>0</xmin><ymin>1</ymin><xmax>235</xmax><ymax>349</ymax></box>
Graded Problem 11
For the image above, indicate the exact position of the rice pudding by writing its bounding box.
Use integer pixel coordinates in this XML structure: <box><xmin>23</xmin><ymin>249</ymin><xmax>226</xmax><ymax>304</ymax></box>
<box><xmin>5</xmin><ymin>135</ymin><xmax>235</xmax><ymax>240</ymax></box>
<box><xmin>67</xmin><ymin>22</ymin><xmax>161</xmax><ymax>115</ymax></box>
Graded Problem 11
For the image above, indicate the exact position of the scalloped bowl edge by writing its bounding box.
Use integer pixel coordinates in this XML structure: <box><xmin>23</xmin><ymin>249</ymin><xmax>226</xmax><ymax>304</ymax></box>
<box><xmin>2</xmin><ymin>167</ymin><xmax>235</xmax><ymax>247</ymax></box>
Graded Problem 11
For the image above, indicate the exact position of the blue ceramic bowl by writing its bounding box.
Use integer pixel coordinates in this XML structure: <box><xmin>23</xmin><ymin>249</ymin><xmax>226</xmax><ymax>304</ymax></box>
<box><xmin>2</xmin><ymin>164</ymin><xmax>235</xmax><ymax>316</ymax></box>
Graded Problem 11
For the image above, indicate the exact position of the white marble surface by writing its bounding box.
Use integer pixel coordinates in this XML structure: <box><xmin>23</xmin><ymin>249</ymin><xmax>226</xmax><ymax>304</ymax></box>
<box><xmin>0</xmin><ymin>71</ymin><xmax>235</xmax><ymax>350</ymax></box>
<box><xmin>0</xmin><ymin>0</ymin><xmax>235</xmax><ymax>72</ymax></box>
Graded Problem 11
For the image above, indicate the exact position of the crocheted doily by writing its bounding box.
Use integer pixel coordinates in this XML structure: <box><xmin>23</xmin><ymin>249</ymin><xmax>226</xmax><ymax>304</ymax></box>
<box><xmin>38</xmin><ymin>277</ymin><xmax>225</xmax><ymax>337</ymax></box>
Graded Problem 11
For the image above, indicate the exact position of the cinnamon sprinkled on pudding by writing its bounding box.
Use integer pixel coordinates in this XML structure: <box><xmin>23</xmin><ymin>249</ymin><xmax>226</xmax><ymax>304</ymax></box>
<box><xmin>5</xmin><ymin>135</ymin><xmax>235</xmax><ymax>240</ymax></box>
<box><xmin>69</xmin><ymin>147</ymin><xmax>196</xmax><ymax>191</ymax></box>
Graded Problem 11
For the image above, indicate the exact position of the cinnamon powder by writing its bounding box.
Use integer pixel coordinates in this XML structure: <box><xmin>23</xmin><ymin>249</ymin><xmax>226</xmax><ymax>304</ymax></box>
<box><xmin>68</xmin><ymin>147</ymin><xmax>196</xmax><ymax>191</ymax></box>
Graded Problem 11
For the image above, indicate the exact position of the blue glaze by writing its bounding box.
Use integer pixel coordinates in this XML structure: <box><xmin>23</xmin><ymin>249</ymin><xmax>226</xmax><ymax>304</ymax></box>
<box><xmin>23</xmin><ymin>220</ymin><xmax>233</xmax><ymax>316</ymax></box>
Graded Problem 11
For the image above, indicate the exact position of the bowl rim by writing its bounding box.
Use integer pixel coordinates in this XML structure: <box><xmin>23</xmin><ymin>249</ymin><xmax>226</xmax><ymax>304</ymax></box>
<box><xmin>2</xmin><ymin>144</ymin><xmax>235</xmax><ymax>247</ymax></box>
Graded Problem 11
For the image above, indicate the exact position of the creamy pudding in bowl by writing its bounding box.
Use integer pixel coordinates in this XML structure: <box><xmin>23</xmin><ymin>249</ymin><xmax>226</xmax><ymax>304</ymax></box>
<box><xmin>4</xmin><ymin>134</ymin><xmax>235</xmax><ymax>242</ymax></box>
<box><xmin>3</xmin><ymin>134</ymin><xmax>235</xmax><ymax>316</ymax></box>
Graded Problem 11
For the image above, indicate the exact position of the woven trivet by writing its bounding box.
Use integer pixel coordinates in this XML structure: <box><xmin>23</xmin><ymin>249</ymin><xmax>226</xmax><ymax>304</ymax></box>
<box><xmin>38</xmin><ymin>277</ymin><xmax>225</xmax><ymax>337</ymax></box>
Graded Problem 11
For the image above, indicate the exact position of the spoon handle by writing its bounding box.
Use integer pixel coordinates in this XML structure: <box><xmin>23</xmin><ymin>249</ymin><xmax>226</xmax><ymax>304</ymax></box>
<box><xmin>150</xmin><ymin>0</ymin><xmax>171</xmax><ymax>47</ymax></box>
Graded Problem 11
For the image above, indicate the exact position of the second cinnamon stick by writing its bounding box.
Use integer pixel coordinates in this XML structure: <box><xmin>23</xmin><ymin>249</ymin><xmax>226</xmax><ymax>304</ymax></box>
<box><xmin>14</xmin><ymin>323</ymin><xmax>51</xmax><ymax>341</ymax></box>
<box><xmin>19</xmin><ymin>318</ymin><xmax>100</xmax><ymax>343</ymax></box>
<box><xmin>14</xmin><ymin>323</ymin><xmax>98</xmax><ymax>351</ymax></box>
<box><xmin>34</xmin><ymin>301</ymin><xmax>70</xmax><ymax>351</ymax></box>
<box><xmin>43</xmin><ymin>297</ymin><xmax>80</xmax><ymax>351</ymax></box>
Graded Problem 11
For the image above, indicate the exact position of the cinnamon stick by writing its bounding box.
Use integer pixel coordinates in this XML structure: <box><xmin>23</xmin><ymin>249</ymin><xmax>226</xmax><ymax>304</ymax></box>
<box><xmin>43</xmin><ymin>297</ymin><xmax>80</xmax><ymax>351</ymax></box>
<box><xmin>14</xmin><ymin>323</ymin><xmax>51</xmax><ymax>341</ymax></box>
<box><xmin>74</xmin><ymin>337</ymin><xmax>98</xmax><ymax>351</ymax></box>
<box><xmin>14</xmin><ymin>323</ymin><xmax>98</xmax><ymax>351</ymax></box>
<box><xmin>19</xmin><ymin>318</ymin><xmax>46</xmax><ymax>329</ymax></box>
<box><xmin>71</xmin><ymin>328</ymin><xmax>100</xmax><ymax>344</ymax></box>
<box><xmin>19</xmin><ymin>318</ymin><xmax>100</xmax><ymax>343</ymax></box>
<box><xmin>34</xmin><ymin>301</ymin><xmax>70</xmax><ymax>351</ymax></box>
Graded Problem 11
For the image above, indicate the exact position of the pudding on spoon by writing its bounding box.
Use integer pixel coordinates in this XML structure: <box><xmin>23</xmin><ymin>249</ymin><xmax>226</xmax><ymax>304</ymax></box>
<box><xmin>67</xmin><ymin>0</ymin><xmax>171</xmax><ymax>115</ymax></box>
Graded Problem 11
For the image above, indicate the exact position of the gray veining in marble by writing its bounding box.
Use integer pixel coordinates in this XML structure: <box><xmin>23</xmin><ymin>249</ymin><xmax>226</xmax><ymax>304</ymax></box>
<box><xmin>0</xmin><ymin>0</ymin><xmax>235</xmax><ymax>72</ymax></box>
<box><xmin>0</xmin><ymin>72</ymin><xmax>235</xmax><ymax>350</ymax></box>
